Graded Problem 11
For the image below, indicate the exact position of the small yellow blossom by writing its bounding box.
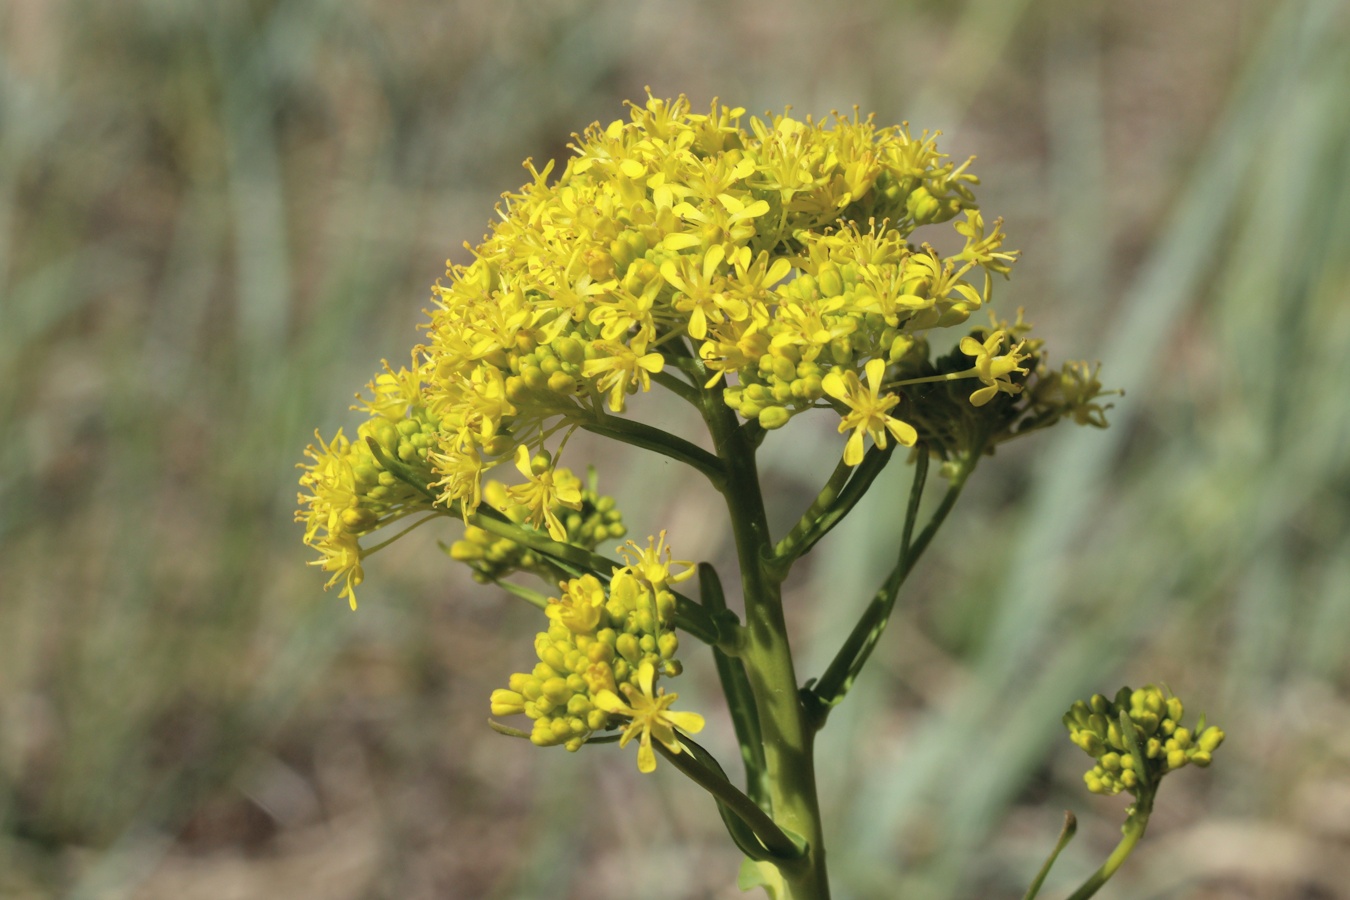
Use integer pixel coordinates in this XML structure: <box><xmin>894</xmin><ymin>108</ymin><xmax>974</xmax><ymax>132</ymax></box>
<box><xmin>501</xmin><ymin>446</ymin><xmax>583</xmax><ymax>540</ymax></box>
<box><xmin>582</xmin><ymin>341</ymin><xmax>666</xmax><ymax>413</ymax></box>
<box><xmin>617</xmin><ymin>531</ymin><xmax>696</xmax><ymax>586</ymax></box>
<box><xmin>593</xmin><ymin>661</ymin><xmax>706</xmax><ymax>773</ymax></box>
<box><xmin>959</xmin><ymin>330</ymin><xmax>1029</xmax><ymax>406</ymax></box>
<box><xmin>822</xmin><ymin>358</ymin><xmax>918</xmax><ymax>465</ymax></box>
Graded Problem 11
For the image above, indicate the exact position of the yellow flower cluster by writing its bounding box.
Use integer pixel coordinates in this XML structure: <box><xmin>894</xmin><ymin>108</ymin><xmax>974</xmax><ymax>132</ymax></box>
<box><xmin>423</xmin><ymin>93</ymin><xmax>1020</xmax><ymax>518</ymax></box>
<box><xmin>489</xmin><ymin>535</ymin><xmax>701</xmax><ymax>769</ymax></box>
<box><xmin>297</xmin><ymin>92</ymin><xmax>1111</xmax><ymax>607</ymax></box>
<box><xmin>886</xmin><ymin>309</ymin><xmax>1113</xmax><ymax>473</ymax></box>
<box><xmin>1064</xmin><ymin>686</ymin><xmax>1225</xmax><ymax>797</ymax></box>
<box><xmin>296</xmin><ymin>359</ymin><xmax>440</xmax><ymax>608</ymax></box>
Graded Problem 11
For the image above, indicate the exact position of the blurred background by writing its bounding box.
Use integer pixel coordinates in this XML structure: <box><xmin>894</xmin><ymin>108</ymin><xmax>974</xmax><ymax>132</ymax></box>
<box><xmin>2</xmin><ymin>0</ymin><xmax>1349</xmax><ymax>897</ymax></box>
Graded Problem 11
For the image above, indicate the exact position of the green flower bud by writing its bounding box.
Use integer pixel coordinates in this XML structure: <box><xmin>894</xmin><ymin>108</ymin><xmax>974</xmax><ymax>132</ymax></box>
<box><xmin>1197</xmin><ymin>726</ymin><xmax>1224</xmax><ymax>753</ymax></box>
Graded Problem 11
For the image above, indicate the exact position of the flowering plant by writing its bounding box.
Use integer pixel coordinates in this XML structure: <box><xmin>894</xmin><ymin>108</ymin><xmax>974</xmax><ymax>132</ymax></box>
<box><xmin>296</xmin><ymin>94</ymin><xmax>1217</xmax><ymax>898</ymax></box>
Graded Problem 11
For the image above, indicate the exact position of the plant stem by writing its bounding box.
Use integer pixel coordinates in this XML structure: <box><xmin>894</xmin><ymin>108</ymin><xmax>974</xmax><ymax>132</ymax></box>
<box><xmin>1021</xmin><ymin>811</ymin><xmax>1077</xmax><ymax>900</ymax></box>
<box><xmin>808</xmin><ymin>450</ymin><xmax>970</xmax><ymax>719</ymax></box>
<box><xmin>1065</xmin><ymin>795</ymin><xmax>1153</xmax><ymax>900</ymax></box>
<box><xmin>772</xmin><ymin>443</ymin><xmax>895</xmax><ymax>569</ymax></box>
<box><xmin>701</xmin><ymin>392</ymin><xmax>831</xmax><ymax>900</ymax></box>
<box><xmin>580</xmin><ymin>415</ymin><xmax>726</xmax><ymax>485</ymax></box>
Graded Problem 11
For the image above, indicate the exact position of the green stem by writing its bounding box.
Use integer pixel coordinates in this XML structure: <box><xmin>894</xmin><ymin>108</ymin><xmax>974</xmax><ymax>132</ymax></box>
<box><xmin>1064</xmin><ymin>795</ymin><xmax>1153</xmax><ymax>900</ymax></box>
<box><xmin>1021</xmin><ymin>811</ymin><xmax>1077</xmax><ymax>900</ymax></box>
<box><xmin>701</xmin><ymin>389</ymin><xmax>831</xmax><ymax>900</ymax></box>
<box><xmin>490</xmin><ymin>579</ymin><xmax>550</xmax><ymax>612</ymax></box>
<box><xmin>772</xmin><ymin>443</ymin><xmax>896</xmax><ymax>571</ymax></box>
<box><xmin>700</xmin><ymin>563</ymin><xmax>770</xmax><ymax>812</ymax></box>
<box><xmin>651</xmin><ymin>368</ymin><xmax>703</xmax><ymax>406</ymax></box>
<box><xmin>882</xmin><ymin>366</ymin><xmax>983</xmax><ymax>390</ymax></box>
<box><xmin>808</xmin><ymin>450</ymin><xmax>969</xmax><ymax>720</ymax></box>
<box><xmin>580</xmin><ymin>415</ymin><xmax>726</xmax><ymax>486</ymax></box>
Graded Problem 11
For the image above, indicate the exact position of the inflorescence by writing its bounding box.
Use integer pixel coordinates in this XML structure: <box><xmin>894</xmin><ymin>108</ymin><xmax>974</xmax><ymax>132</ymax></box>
<box><xmin>297</xmin><ymin>93</ymin><xmax>1114</xmax><ymax>771</ymax></box>
<box><xmin>1064</xmin><ymin>686</ymin><xmax>1225</xmax><ymax>799</ymax></box>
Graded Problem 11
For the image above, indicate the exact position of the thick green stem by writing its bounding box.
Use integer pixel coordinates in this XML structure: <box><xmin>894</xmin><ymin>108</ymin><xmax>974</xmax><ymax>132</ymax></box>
<box><xmin>701</xmin><ymin>393</ymin><xmax>831</xmax><ymax>900</ymax></box>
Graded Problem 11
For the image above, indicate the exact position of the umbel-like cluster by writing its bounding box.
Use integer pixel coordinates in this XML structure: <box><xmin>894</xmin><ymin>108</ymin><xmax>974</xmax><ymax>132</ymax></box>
<box><xmin>1064</xmin><ymin>686</ymin><xmax>1225</xmax><ymax>797</ymax></box>
<box><xmin>297</xmin><ymin>93</ymin><xmax>1110</xmax><ymax>610</ymax></box>
<box><xmin>297</xmin><ymin>93</ymin><xmax>1113</xmax><ymax>770</ymax></box>
<box><xmin>490</xmin><ymin>535</ymin><xmax>702</xmax><ymax>770</ymax></box>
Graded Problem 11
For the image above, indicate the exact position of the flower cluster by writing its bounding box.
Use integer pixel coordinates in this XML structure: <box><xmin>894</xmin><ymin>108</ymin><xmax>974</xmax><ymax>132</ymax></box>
<box><xmin>1064</xmin><ymin>686</ymin><xmax>1225</xmax><ymax>798</ymax></box>
<box><xmin>297</xmin><ymin>93</ymin><xmax>1112</xmax><ymax>606</ymax></box>
<box><xmin>296</xmin><ymin>359</ymin><xmax>440</xmax><ymax>608</ymax></box>
<box><xmin>894</xmin><ymin>311</ymin><xmax>1115</xmax><ymax>474</ymax></box>
<box><xmin>422</xmin><ymin>92</ymin><xmax>1027</xmax><ymax>521</ymax></box>
<box><xmin>489</xmin><ymin>535</ymin><xmax>702</xmax><ymax>771</ymax></box>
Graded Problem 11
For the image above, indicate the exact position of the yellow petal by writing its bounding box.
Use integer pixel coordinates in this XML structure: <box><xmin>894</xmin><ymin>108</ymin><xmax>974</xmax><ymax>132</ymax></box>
<box><xmin>886</xmin><ymin>417</ymin><xmax>918</xmax><ymax>447</ymax></box>
<box><xmin>664</xmin><ymin>710</ymin><xmax>705</xmax><ymax>734</ymax></box>
<box><xmin>821</xmin><ymin>370</ymin><xmax>848</xmax><ymax>401</ymax></box>
<box><xmin>637</xmin><ymin>737</ymin><xmax>657</xmax><ymax>773</ymax></box>
<box><xmin>843</xmin><ymin>429</ymin><xmax>865</xmax><ymax>466</ymax></box>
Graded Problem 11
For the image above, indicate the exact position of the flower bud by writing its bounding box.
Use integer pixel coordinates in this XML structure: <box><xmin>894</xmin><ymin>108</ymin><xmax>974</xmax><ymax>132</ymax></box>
<box><xmin>490</xmin><ymin>689</ymin><xmax>525</xmax><ymax>716</ymax></box>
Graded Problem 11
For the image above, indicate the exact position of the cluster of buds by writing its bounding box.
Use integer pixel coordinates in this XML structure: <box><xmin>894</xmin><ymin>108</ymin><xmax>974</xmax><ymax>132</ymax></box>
<box><xmin>1064</xmin><ymin>686</ymin><xmax>1225</xmax><ymax>797</ymax></box>
<box><xmin>489</xmin><ymin>536</ymin><xmax>702</xmax><ymax>769</ymax></box>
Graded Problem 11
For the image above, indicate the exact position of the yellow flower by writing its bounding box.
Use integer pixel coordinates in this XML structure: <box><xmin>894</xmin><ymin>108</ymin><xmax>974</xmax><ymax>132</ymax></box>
<box><xmin>581</xmin><ymin>341</ymin><xmax>665</xmax><ymax>413</ymax></box>
<box><xmin>593</xmin><ymin>661</ymin><xmax>705</xmax><ymax>773</ymax></box>
<box><xmin>959</xmin><ymin>330</ymin><xmax>1029</xmax><ymax>406</ymax></box>
<box><xmin>617</xmin><ymin>531</ymin><xmax>695</xmax><ymax>586</ymax></box>
<box><xmin>503</xmin><ymin>445</ymin><xmax>583</xmax><ymax>540</ymax></box>
<box><xmin>822</xmin><ymin>358</ymin><xmax>918</xmax><ymax>465</ymax></box>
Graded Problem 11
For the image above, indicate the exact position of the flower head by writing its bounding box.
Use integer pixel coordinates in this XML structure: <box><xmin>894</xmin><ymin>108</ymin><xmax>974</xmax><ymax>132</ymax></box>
<box><xmin>1064</xmin><ymin>686</ymin><xmax>1225</xmax><ymax>798</ymax></box>
<box><xmin>299</xmin><ymin>93</ymin><xmax>1111</xmax><ymax>604</ymax></box>
<box><xmin>822</xmin><ymin>358</ymin><xmax>918</xmax><ymax>465</ymax></box>
<box><xmin>593</xmin><ymin>661</ymin><xmax>706</xmax><ymax>773</ymax></box>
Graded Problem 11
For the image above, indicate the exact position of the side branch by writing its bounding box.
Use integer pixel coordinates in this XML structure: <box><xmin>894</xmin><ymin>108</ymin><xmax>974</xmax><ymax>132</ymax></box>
<box><xmin>580</xmin><ymin>415</ymin><xmax>726</xmax><ymax>486</ymax></box>
<box><xmin>771</xmin><ymin>443</ymin><xmax>895</xmax><ymax>570</ymax></box>
<box><xmin>467</xmin><ymin>508</ymin><xmax>724</xmax><ymax>646</ymax></box>
<box><xmin>366</xmin><ymin>436</ymin><xmax>725</xmax><ymax>645</ymax></box>
<box><xmin>807</xmin><ymin>450</ymin><xmax>974</xmax><ymax>724</ymax></box>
